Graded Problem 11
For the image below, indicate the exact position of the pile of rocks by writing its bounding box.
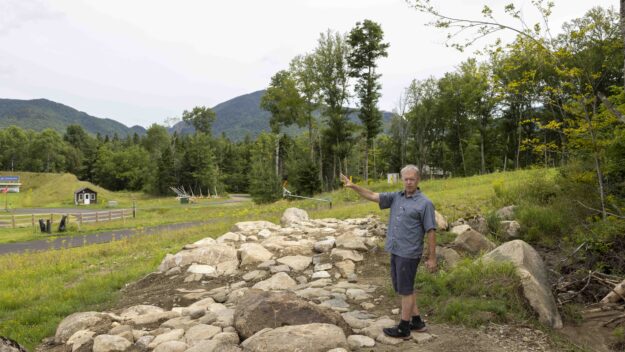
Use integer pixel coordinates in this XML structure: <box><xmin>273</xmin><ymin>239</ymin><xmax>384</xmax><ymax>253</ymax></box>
<box><xmin>50</xmin><ymin>208</ymin><xmax>438</xmax><ymax>352</ymax></box>
<box><xmin>48</xmin><ymin>205</ymin><xmax>561</xmax><ymax>352</ymax></box>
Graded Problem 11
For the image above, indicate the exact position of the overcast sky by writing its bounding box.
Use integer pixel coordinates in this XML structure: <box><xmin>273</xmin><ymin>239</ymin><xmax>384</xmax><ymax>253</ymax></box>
<box><xmin>0</xmin><ymin>0</ymin><xmax>616</xmax><ymax>128</ymax></box>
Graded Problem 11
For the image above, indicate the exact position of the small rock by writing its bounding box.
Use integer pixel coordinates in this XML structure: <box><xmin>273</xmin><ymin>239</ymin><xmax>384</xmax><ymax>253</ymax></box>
<box><xmin>148</xmin><ymin>329</ymin><xmax>184</xmax><ymax>348</ymax></box>
<box><xmin>66</xmin><ymin>330</ymin><xmax>95</xmax><ymax>352</ymax></box>
<box><xmin>412</xmin><ymin>332</ymin><xmax>437</xmax><ymax>344</ymax></box>
<box><xmin>153</xmin><ymin>340</ymin><xmax>188</xmax><ymax>352</ymax></box>
<box><xmin>347</xmin><ymin>334</ymin><xmax>376</xmax><ymax>348</ymax></box>
<box><xmin>376</xmin><ymin>334</ymin><xmax>403</xmax><ymax>345</ymax></box>
<box><xmin>270</xmin><ymin>264</ymin><xmax>291</xmax><ymax>273</ymax></box>
<box><xmin>93</xmin><ymin>335</ymin><xmax>132</xmax><ymax>352</ymax></box>
<box><xmin>314</xmin><ymin>263</ymin><xmax>333</xmax><ymax>271</ymax></box>
<box><xmin>347</xmin><ymin>273</ymin><xmax>358</xmax><ymax>283</ymax></box>
<box><xmin>312</xmin><ymin>270</ymin><xmax>331</xmax><ymax>279</ymax></box>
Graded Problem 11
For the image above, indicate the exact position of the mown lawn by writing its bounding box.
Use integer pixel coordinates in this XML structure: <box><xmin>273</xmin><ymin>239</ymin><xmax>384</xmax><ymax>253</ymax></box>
<box><xmin>0</xmin><ymin>168</ymin><xmax>547</xmax><ymax>349</ymax></box>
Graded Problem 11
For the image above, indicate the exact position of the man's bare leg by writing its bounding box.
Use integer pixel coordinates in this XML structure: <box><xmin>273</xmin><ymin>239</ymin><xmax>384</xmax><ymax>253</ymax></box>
<box><xmin>401</xmin><ymin>293</ymin><xmax>415</xmax><ymax>321</ymax></box>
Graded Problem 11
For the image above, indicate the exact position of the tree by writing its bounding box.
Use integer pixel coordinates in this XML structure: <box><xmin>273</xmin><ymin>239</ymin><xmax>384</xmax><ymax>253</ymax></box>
<box><xmin>182</xmin><ymin>106</ymin><xmax>216</xmax><ymax>135</ymax></box>
<box><xmin>249</xmin><ymin>133</ymin><xmax>282</xmax><ymax>203</ymax></box>
<box><xmin>0</xmin><ymin>126</ymin><xmax>29</xmax><ymax>171</ymax></box>
<box><xmin>404</xmin><ymin>77</ymin><xmax>444</xmax><ymax>174</ymax></box>
<box><xmin>314</xmin><ymin>29</ymin><xmax>354</xmax><ymax>183</ymax></box>
<box><xmin>290</xmin><ymin>54</ymin><xmax>321</xmax><ymax>160</ymax></box>
<box><xmin>347</xmin><ymin>19</ymin><xmax>389</xmax><ymax>181</ymax></box>
<box><xmin>260</xmin><ymin>70</ymin><xmax>307</xmax><ymax>177</ymax></box>
<box><xmin>408</xmin><ymin>0</ymin><xmax>623</xmax><ymax>216</ymax></box>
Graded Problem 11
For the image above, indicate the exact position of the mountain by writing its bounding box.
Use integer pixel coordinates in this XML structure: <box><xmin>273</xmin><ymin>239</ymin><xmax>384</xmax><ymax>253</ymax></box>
<box><xmin>0</xmin><ymin>98</ymin><xmax>146</xmax><ymax>136</ymax></box>
<box><xmin>170</xmin><ymin>90</ymin><xmax>270</xmax><ymax>139</ymax></box>
<box><xmin>170</xmin><ymin>90</ymin><xmax>394</xmax><ymax>140</ymax></box>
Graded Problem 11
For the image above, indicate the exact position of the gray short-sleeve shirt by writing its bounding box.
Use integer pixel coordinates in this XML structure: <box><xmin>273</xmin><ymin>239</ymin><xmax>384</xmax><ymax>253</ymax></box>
<box><xmin>379</xmin><ymin>189</ymin><xmax>436</xmax><ymax>259</ymax></box>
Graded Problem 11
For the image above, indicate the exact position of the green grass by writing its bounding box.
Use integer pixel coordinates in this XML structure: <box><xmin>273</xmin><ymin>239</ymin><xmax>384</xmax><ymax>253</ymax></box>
<box><xmin>415</xmin><ymin>259</ymin><xmax>529</xmax><ymax>327</ymax></box>
<box><xmin>0</xmin><ymin>168</ymin><xmax>548</xmax><ymax>349</ymax></box>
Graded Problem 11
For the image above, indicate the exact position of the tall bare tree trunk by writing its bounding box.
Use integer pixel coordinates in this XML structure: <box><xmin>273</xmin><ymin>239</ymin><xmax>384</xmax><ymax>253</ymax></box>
<box><xmin>584</xmin><ymin>101</ymin><xmax>607</xmax><ymax>220</ymax></box>
<box><xmin>275</xmin><ymin>134</ymin><xmax>280</xmax><ymax>177</ymax></box>
<box><xmin>480</xmin><ymin>126</ymin><xmax>486</xmax><ymax>174</ymax></box>
<box><xmin>364</xmin><ymin>135</ymin><xmax>369</xmax><ymax>182</ymax></box>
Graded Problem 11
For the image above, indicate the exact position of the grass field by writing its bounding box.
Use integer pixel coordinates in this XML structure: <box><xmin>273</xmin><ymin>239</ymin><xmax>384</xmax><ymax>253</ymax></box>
<box><xmin>0</xmin><ymin>168</ymin><xmax>551</xmax><ymax>349</ymax></box>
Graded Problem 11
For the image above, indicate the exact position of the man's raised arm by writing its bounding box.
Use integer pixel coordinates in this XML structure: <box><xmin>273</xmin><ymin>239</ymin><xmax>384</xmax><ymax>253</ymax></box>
<box><xmin>340</xmin><ymin>173</ymin><xmax>380</xmax><ymax>203</ymax></box>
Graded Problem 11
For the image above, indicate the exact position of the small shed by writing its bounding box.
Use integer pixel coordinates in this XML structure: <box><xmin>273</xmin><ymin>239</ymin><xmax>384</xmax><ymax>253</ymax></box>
<box><xmin>74</xmin><ymin>187</ymin><xmax>97</xmax><ymax>205</ymax></box>
<box><xmin>387</xmin><ymin>173</ymin><xmax>400</xmax><ymax>184</ymax></box>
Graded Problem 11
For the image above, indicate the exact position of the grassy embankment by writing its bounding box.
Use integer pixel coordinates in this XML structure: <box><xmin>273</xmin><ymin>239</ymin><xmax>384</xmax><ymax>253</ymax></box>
<box><xmin>0</xmin><ymin>168</ymin><xmax>551</xmax><ymax>349</ymax></box>
<box><xmin>0</xmin><ymin>171</ymin><xmax>245</xmax><ymax>243</ymax></box>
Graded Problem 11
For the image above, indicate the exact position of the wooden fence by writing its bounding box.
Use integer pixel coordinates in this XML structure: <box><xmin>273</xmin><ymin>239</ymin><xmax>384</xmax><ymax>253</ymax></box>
<box><xmin>0</xmin><ymin>209</ymin><xmax>134</xmax><ymax>229</ymax></box>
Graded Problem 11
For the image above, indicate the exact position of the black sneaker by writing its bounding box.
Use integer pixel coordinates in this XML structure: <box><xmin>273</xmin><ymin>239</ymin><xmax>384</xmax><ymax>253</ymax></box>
<box><xmin>382</xmin><ymin>325</ymin><xmax>412</xmax><ymax>339</ymax></box>
<box><xmin>410</xmin><ymin>319</ymin><xmax>428</xmax><ymax>332</ymax></box>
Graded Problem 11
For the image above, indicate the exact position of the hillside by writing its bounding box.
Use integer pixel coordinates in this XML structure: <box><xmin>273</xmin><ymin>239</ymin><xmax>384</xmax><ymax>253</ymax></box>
<box><xmin>1</xmin><ymin>171</ymin><xmax>129</xmax><ymax>208</ymax></box>
<box><xmin>171</xmin><ymin>90</ymin><xmax>395</xmax><ymax>140</ymax></box>
<box><xmin>0</xmin><ymin>98</ymin><xmax>146</xmax><ymax>136</ymax></box>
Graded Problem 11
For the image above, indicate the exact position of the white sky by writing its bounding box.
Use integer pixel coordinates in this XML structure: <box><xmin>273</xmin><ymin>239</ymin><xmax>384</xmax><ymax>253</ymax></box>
<box><xmin>0</xmin><ymin>0</ymin><xmax>616</xmax><ymax>128</ymax></box>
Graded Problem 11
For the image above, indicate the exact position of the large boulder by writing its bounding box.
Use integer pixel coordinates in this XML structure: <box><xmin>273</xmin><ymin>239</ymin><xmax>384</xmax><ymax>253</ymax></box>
<box><xmin>55</xmin><ymin>312</ymin><xmax>109</xmax><ymax>343</ymax></box>
<box><xmin>280</xmin><ymin>208</ymin><xmax>309</xmax><ymax>226</ymax></box>
<box><xmin>239</xmin><ymin>243</ymin><xmax>273</xmax><ymax>266</ymax></box>
<box><xmin>435</xmin><ymin>211</ymin><xmax>448</xmax><ymax>231</ymax></box>
<box><xmin>231</xmin><ymin>221</ymin><xmax>280</xmax><ymax>233</ymax></box>
<box><xmin>158</xmin><ymin>244</ymin><xmax>238</xmax><ymax>272</ymax></box>
<box><xmin>483</xmin><ymin>240</ymin><xmax>562</xmax><ymax>329</ymax></box>
<box><xmin>234</xmin><ymin>289</ymin><xmax>352</xmax><ymax>339</ymax></box>
<box><xmin>451</xmin><ymin>229</ymin><xmax>496</xmax><ymax>255</ymax></box>
<box><xmin>240</xmin><ymin>323</ymin><xmax>348</xmax><ymax>352</ymax></box>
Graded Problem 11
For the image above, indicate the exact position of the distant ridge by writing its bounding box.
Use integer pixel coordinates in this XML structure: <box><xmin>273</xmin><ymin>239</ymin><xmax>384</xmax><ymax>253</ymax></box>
<box><xmin>0</xmin><ymin>98</ymin><xmax>146</xmax><ymax>136</ymax></box>
<box><xmin>0</xmin><ymin>92</ymin><xmax>394</xmax><ymax>140</ymax></box>
<box><xmin>171</xmin><ymin>90</ymin><xmax>394</xmax><ymax>141</ymax></box>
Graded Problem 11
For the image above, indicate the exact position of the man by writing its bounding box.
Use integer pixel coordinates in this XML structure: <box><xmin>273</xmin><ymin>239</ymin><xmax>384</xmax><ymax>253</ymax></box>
<box><xmin>340</xmin><ymin>164</ymin><xmax>437</xmax><ymax>339</ymax></box>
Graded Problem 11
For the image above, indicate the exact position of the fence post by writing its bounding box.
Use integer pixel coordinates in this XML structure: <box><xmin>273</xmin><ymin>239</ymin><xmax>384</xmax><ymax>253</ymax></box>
<box><xmin>12</xmin><ymin>215</ymin><xmax>15</xmax><ymax>229</ymax></box>
<box><xmin>132</xmin><ymin>201</ymin><xmax>136</xmax><ymax>218</ymax></box>
<box><xmin>50</xmin><ymin>213</ymin><xmax>54</xmax><ymax>227</ymax></box>
<box><xmin>108</xmin><ymin>211</ymin><xmax>112</xmax><ymax>221</ymax></box>
<box><xmin>121</xmin><ymin>210</ymin><xmax>125</xmax><ymax>222</ymax></box>
<box><xmin>79</xmin><ymin>213</ymin><xmax>83</xmax><ymax>226</ymax></box>
<box><xmin>31</xmin><ymin>214</ymin><xmax>35</xmax><ymax>227</ymax></box>
<box><xmin>96</xmin><ymin>212</ymin><xmax>99</xmax><ymax>223</ymax></box>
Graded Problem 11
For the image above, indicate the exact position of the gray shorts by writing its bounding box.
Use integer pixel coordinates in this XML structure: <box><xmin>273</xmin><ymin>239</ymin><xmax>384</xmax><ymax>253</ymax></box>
<box><xmin>390</xmin><ymin>253</ymin><xmax>420</xmax><ymax>295</ymax></box>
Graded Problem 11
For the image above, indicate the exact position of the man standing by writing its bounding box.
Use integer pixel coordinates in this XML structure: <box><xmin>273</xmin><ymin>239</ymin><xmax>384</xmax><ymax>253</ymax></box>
<box><xmin>340</xmin><ymin>164</ymin><xmax>437</xmax><ymax>339</ymax></box>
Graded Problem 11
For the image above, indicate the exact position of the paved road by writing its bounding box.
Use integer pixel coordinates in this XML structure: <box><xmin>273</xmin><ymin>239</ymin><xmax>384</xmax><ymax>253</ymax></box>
<box><xmin>0</xmin><ymin>220</ymin><xmax>213</xmax><ymax>255</ymax></box>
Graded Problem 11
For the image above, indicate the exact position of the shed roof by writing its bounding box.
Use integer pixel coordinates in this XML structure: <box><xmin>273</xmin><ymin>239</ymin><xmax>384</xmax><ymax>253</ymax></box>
<box><xmin>74</xmin><ymin>187</ymin><xmax>97</xmax><ymax>194</ymax></box>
